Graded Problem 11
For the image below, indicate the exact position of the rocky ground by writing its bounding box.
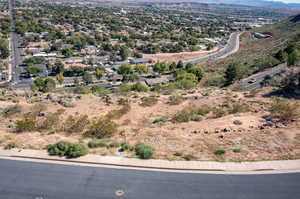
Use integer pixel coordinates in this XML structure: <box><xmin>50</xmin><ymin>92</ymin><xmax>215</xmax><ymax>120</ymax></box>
<box><xmin>0</xmin><ymin>87</ymin><xmax>299</xmax><ymax>161</ymax></box>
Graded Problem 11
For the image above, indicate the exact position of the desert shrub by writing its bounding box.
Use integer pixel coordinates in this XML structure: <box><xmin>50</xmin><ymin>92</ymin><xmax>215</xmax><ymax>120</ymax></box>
<box><xmin>38</xmin><ymin>111</ymin><xmax>62</xmax><ymax>131</ymax></box>
<box><xmin>173</xmin><ymin>106</ymin><xmax>209</xmax><ymax>123</ymax></box>
<box><xmin>2</xmin><ymin>105</ymin><xmax>22</xmax><ymax>117</ymax></box>
<box><xmin>233</xmin><ymin>148</ymin><xmax>241</xmax><ymax>153</ymax></box>
<box><xmin>4</xmin><ymin>142</ymin><xmax>16</xmax><ymax>150</ymax></box>
<box><xmin>47</xmin><ymin>141</ymin><xmax>88</xmax><ymax>158</ymax></box>
<box><xmin>73</xmin><ymin>86</ymin><xmax>91</xmax><ymax>94</ymax></box>
<box><xmin>105</xmin><ymin>103</ymin><xmax>131</xmax><ymax>120</ymax></box>
<box><xmin>168</xmin><ymin>95</ymin><xmax>184</xmax><ymax>105</ymax></box>
<box><xmin>214</xmin><ymin>148</ymin><xmax>226</xmax><ymax>155</ymax></box>
<box><xmin>135</xmin><ymin>143</ymin><xmax>154</xmax><ymax>159</ymax></box>
<box><xmin>270</xmin><ymin>98</ymin><xmax>299</xmax><ymax>121</ymax></box>
<box><xmin>184</xmin><ymin>154</ymin><xmax>197</xmax><ymax>161</ymax></box>
<box><xmin>228</xmin><ymin>102</ymin><xmax>250</xmax><ymax>114</ymax></box>
<box><xmin>64</xmin><ymin>115</ymin><xmax>90</xmax><ymax>133</ymax></box>
<box><xmin>121</xmin><ymin>142</ymin><xmax>134</xmax><ymax>151</ymax></box>
<box><xmin>67</xmin><ymin>143</ymin><xmax>88</xmax><ymax>158</ymax></box>
<box><xmin>131</xmin><ymin>82</ymin><xmax>149</xmax><ymax>92</ymax></box>
<box><xmin>88</xmin><ymin>139</ymin><xmax>108</xmax><ymax>148</ymax></box>
<box><xmin>233</xmin><ymin>120</ymin><xmax>242</xmax><ymax>125</ymax></box>
<box><xmin>47</xmin><ymin>141</ymin><xmax>72</xmax><ymax>157</ymax></box>
<box><xmin>109</xmin><ymin>140</ymin><xmax>120</xmax><ymax>148</ymax></box>
<box><xmin>86</xmin><ymin>119</ymin><xmax>118</xmax><ymax>139</ymax></box>
<box><xmin>174</xmin><ymin>152</ymin><xmax>182</xmax><ymax>156</ymax></box>
<box><xmin>15</xmin><ymin>118</ymin><xmax>36</xmax><ymax>133</ymax></box>
<box><xmin>140</xmin><ymin>96</ymin><xmax>158</xmax><ymax>107</ymax></box>
<box><xmin>213</xmin><ymin>107</ymin><xmax>227</xmax><ymax>118</ymax></box>
<box><xmin>153</xmin><ymin>116</ymin><xmax>168</xmax><ymax>124</ymax></box>
<box><xmin>91</xmin><ymin>86</ymin><xmax>109</xmax><ymax>96</ymax></box>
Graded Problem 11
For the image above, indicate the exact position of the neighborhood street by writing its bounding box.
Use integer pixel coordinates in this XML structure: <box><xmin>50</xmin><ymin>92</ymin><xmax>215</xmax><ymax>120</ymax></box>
<box><xmin>0</xmin><ymin>159</ymin><xmax>299</xmax><ymax>199</ymax></box>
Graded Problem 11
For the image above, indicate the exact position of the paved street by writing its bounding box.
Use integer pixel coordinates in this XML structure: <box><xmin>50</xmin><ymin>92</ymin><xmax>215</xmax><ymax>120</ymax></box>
<box><xmin>0</xmin><ymin>159</ymin><xmax>299</xmax><ymax>199</ymax></box>
<box><xmin>239</xmin><ymin>63</ymin><xmax>288</xmax><ymax>89</ymax></box>
<box><xmin>185</xmin><ymin>32</ymin><xmax>241</xmax><ymax>65</ymax></box>
<box><xmin>8</xmin><ymin>0</ymin><xmax>33</xmax><ymax>88</ymax></box>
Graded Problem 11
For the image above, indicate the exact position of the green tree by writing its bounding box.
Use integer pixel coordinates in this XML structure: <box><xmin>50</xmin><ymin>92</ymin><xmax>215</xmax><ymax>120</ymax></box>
<box><xmin>83</xmin><ymin>72</ymin><xmax>93</xmax><ymax>85</ymax></box>
<box><xmin>120</xmin><ymin>46</ymin><xmax>129</xmax><ymax>61</ymax></box>
<box><xmin>62</xmin><ymin>48</ymin><xmax>73</xmax><ymax>58</ymax></box>
<box><xmin>53</xmin><ymin>59</ymin><xmax>65</xmax><ymax>74</ymax></box>
<box><xmin>188</xmin><ymin>66</ymin><xmax>204</xmax><ymax>81</ymax></box>
<box><xmin>95</xmin><ymin>68</ymin><xmax>104</xmax><ymax>79</ymax></box>
<box><xmin>176</xmin><ymin>60</ymin><xmax>184</xmax><ymax>69</ymax></box>
<box><xmin>26</xmin><ymin>64</ymin><xmax>42</xmax><ymax>76</ymax></box>
<box><xmin>34</xmin><ymin>77</ymin><xmax>56</xmax><ymax>92</ymax></box>
<box><xmin>134</xmin><ymin>64</ymin><xmax>149</xmax><ymax>74</ymax></box>
<box><xmin>117</xmin><ymin>64</ymin><xmax>133</xmax><ymax>75</ymax></box>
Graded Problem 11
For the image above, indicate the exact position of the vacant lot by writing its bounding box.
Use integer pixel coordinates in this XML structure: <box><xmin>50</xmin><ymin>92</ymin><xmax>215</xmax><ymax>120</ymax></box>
<box><xmin>0</xmin><ymin>87</ymin><xmax>299</xmax><ymax>161</ymax></box>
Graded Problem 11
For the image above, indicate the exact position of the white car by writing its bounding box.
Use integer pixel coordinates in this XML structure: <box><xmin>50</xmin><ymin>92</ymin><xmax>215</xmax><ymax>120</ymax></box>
<box><xmin>248</xmin><ymin>78</ymin><xmax>256</xmax><ymax>84</ymax></box>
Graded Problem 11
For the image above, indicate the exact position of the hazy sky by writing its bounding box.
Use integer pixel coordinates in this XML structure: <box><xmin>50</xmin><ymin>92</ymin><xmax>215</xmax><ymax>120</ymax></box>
<box><xmin>269</xmin><ymin>0</ymin><xmax>300</xmax><ymax>3</ymax></box>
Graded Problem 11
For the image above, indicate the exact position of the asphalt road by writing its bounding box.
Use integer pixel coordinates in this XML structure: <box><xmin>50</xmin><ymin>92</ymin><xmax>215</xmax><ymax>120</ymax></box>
<box><xmin>184</xmin><ymin>32</ymin><xmax>241</xmax><ymax>65</ymax></box>
<box><xmin>8</xmin><ymin>0</ymin><xmax>33</xmax><ymax>88</ymax></box>
<box><xmin>0</xmin><ymin>159</ymin><xmax>299</xmax><ymax>199</ymax></box>
<box><xmin>239</xmin><ymin>63</ymin><xmax>288</xmax><ymax>89</ymax></box>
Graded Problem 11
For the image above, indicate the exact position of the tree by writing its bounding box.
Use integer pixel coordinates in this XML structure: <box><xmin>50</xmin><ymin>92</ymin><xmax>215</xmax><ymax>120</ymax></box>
<box><xmin>34</xmin><ymin>77</ymin><xmax>56</xmax><ymax>92</ymax></box>
<box><xmin>83</xmin><ymin>72</ymin><xmax>93</xmax><ymax>85</ymax></box>
<box><xmin>177</xmin><ymin>60</ymin><xmax>184</xmax><ymax>69</ymax></box>
<box><xmin>26</xmin><ymin>64</ymin><xmax>42</xmax><ymax>77</ymax></box>
<box><xmin>62</xmin><ymin>48</ymin><xmax>73</xmax><ymax>58</ymax></box>
<box><xmin>224</xmin><ymin>63</ymin><xmax>248</xmax><ymax>85</ymax></box>
<box><xmin>185</xmin><ymin>63</ymin><xmax>193</xmax><ymax>71</ymax></box>
<box><xmin>134</xmin><ymin>64</ymin><xmax>149</xmax><ymax>74</ymax></box>
<box><xmin>117</xmin><ymin>64</ymin><xmax>133</xmax><ymax>75</ymax></box>
<box><xmin>0</xmin><ymin>39</ymin><xmax>9</xmax><ymax>59</ymax></box>
<box><xmin>188</xmin><ymin>66</ymin><xmax>205</xmax><ymax>81</ymax></box>
<box><xmin>56</xmin><ymin>73</ymin><xmax>64</xmax><ymax>84</ymax></box>
<box><xmin>120</xmin><ymin>46</ymin><xmax>129</xmax><ymax>61</ymax></box>
<box><xmin>53</xmin><ymin>59</ymin><xmax>65</xmax><ymax>74</ymax></box>
<box><xmin>95</xmin><ymin>68</ymin><xmax>104</xmax><ymax>79</ymax></box>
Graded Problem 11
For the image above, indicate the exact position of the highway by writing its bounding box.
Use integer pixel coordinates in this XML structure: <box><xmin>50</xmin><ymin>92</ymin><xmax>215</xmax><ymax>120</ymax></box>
<box><xmin>0</xmin><ymin>158</ymin><xmax>299</xmax><ymax>199</ymax></box>
<box><xmin>184</xmin><ymin>32</ymin><xmax>242</xmax><ymax>65</ymax></box>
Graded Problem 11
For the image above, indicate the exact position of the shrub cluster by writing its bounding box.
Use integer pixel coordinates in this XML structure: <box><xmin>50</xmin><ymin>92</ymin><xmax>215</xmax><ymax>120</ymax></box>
<box><xmin>105</xmin><ymin>103</ymin><xmax>131</xmax><ymax>120</ymax></box>
<box><xmin>173</xmin><ymin>105</ymin><xmax>210</xmax><ymax>123</ymax></box>
<box><xmin>270</xmin><ymin>98</ymin><xmax>299</xmax><ymax>121</ymax></box>
<box><xmin>47</xmin><ymin>141</ymin><xmax>88</xmax><ymax>158</ymax></box>
<box><xmin>2</xmin><ymin>105</ymin><xmax>22</xmax><ymax>117</ymax></box>
<box><xmin>85</xmin><ymin>119</ymin><xmax>118</xmax><ymax>139</ymax></box>
<box><xmin>167</xmin><ymin>95</ymin><xmax>184</xmax><ymax>105</ymax></box>
<box><xmin>135</xmin><ymin>143</ymin><xmax>154</xmax><ymax>159</ymax></box>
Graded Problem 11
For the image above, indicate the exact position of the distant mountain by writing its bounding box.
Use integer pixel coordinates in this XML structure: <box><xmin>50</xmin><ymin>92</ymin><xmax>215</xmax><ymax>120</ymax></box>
<box><xmin>196</xmin><ymin>0</ymin><xmax>300</xmax><ymax>10</ymax></box>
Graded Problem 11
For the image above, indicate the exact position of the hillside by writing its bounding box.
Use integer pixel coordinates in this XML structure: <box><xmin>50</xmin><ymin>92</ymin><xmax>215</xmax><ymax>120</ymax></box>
<box><xmin>201</xmin><ymin>14</ymin><xmax>300</xmax><ymax>86</ymax></box>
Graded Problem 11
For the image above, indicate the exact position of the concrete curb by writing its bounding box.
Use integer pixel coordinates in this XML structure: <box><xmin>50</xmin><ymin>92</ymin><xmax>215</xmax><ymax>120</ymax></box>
<box><xmin>1</xmin><ymin>148</ymin><xmax>300</xmax><ymax>174</ymax></box>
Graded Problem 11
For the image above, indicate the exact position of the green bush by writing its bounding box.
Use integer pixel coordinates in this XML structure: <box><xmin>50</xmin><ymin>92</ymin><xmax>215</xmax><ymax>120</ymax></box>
<box><xmin>214</xmin><ymin>148</ymin><xmax>226</xmax><ymax>155</ymax></box>
<box><xmin>88</xmin><ymin>139</ymin><xmax>109</xmax><ymax>148</ymax></box>
<box><xmin>233</xmin><ymin>148</ymin><xmax>241</xmax><ymax>153</ymax></box>
<box><xmin>121</xmin><ymin>142</ymin><xmax>134</xmax><ymax>151</ymax></box>
<box><xmin>47</xmin><ymin>141</ymin><xmax>88</xmax><ymax>158</ymax></box>
<box><xmin>15</xmin><ymin>118</ymin><xmax>36</xmax><ymax>133</ymax></box>
<box><xmin>86</xmin><ymin>119</ymin><xmax>118</xmax><ymax>139</ymax></box>
<box><xmin>135</xmin><ymin>143</ymin><xmax>154</xmax><ymax>159</ymax></box>
<box><xmin>153</xmin><ymin>116</ymin><xmax>168</xmax><ymax>124</ymax></box>
<box><xmin>4</xmin><ymin>142</ymin><xmax>16</xmax><ymax>150</ymax></box>
<box><xmin>67</xmin><ymin>143</ymin><xmax>88</xmax><ymax>158</ymax></box>
<box><xmin>213</xmin><ymin>108</ymin><xmax>227</xmax><ymax>118</ymax></box>
<box><xmin>173</xmin><ymin>106</ymin><xmax>209</xmax><ymax>123</ymax></box>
